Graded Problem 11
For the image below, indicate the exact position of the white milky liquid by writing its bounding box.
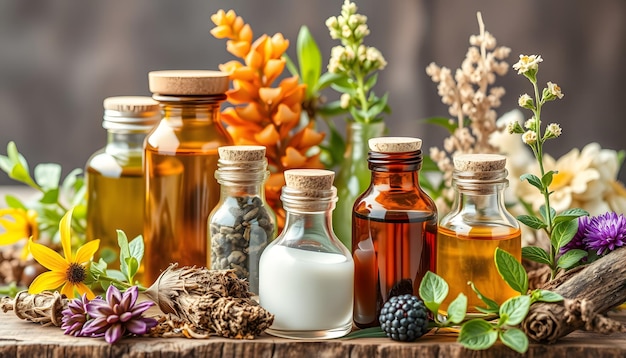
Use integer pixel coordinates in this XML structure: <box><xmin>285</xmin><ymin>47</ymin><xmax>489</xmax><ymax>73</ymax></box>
<box><xmin>259</xmin><ymin>245</ymin><xmax>354</xmax><ymax>334</ymax></box>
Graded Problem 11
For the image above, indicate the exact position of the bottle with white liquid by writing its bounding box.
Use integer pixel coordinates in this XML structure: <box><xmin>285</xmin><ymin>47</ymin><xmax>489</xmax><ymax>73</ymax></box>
<box><xmin>259</xmin><ymin>169</ymin><xmax>354</xmax><ymax>339</ymax></box>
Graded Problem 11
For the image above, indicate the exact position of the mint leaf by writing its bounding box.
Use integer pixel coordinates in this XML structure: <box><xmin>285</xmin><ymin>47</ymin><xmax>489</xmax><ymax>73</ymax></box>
<box><xmin>551</xmin><ymin>219</ymin><xmax>578</xmax><ymax>249</ymax></box>
<box><xmin>419</xmin><ymin>271</ymin><xmax>449</xmax><ymax>314</ymax></box>
<box><xmin>499</xmin><ymin>295</ymin><xmax>531</xmax><ymax>326</ymax></box>
<box><xmin>495</xmin><ymin>248</ymin><xmax>528</xmax><ymax>294</ymax></box>
<box><xmin>539</xmin><ymin>205</ymin><xmax>556</xmax><ymax>224</ymax></box>
<box><xmin>296</xmin><ymin>25</ymin><xmax>321</xmax><ymax>99</ymax></box>
<box><xmin>553</xmin><ymin>208</ymin><xmax>589</xmax><ymax>224</ymax></box>
<box><xmin>468</xmin><ymin>281</ymin><xmax>500</xmax><ymax>313</ymax></box>
<box><xmin>531</xmin><ymin>289</ymin><xmax>563</xmax><ymax>303</ymax></box>
<box><xmin>541</xmin><ymin>170</ymin><xmax>555</xmax><ymax>189</ymax></box>
<box><xmin>458</xmin><ymin>319</ymin><xmax>498</xmax><ymax>350</ymax></box>
<box><xmin>520</xmin><ymin>173</ymin><xmax>543</xmax><ymax>191</ymax></box>
<box><xmin>557</xmin><ymin>249</ymin><xmax>587</xmax><ymax>269</ymax></box>
<box><xmin>522</xmin><ymin>246</ymin><xmax>551</xmax><ymax>266</ymax></box>
<box><xmin>446</xmin><ymin>293</ymin><xmax>467</xmax><ymax>324</ymax></box>
<box><xmin>517</xmin><ymin>215</ymin><xmax>547</xmax><ymax>230</ymax></box>
<box><xmin>499</xmin><ymin>328</ymin><xmax>529</xmax><ymax>354</ymax></box>
<box><xmin>117</xmin><ymin>230</ymin><xmax>131</xmax><ymax>279</ymax></box>
<box><xmin>129</xmin><ymin>235</ymin><xmax>145</xmax><ymax>267</ymax></box>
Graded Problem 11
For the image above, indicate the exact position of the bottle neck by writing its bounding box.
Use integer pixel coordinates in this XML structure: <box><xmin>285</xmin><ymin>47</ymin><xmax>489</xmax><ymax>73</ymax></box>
<box><xmin>105</xmin><ymin>131</ymin><xmax>148</xmax><ymax>155</ymax></box>
<box><xmin>368</xmin><ymin>150</ymin><xmax>423</xmax><ymax>189</ymax></box>
<box><xmin>154</xmin><ymin>94</ymin><xmax>226</xmax><ymax>124</ymax></box>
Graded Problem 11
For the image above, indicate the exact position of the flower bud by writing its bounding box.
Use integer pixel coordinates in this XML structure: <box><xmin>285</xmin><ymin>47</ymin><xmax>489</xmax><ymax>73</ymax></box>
<box><xmin>522</xmin><ymin>130</ymin><xmax>538</xmax><ymax>145</ymax></box>
<box><xmin>518</xmin><ymin>94</ymin><xmax>533</xmax><ymax>109</ymax></box>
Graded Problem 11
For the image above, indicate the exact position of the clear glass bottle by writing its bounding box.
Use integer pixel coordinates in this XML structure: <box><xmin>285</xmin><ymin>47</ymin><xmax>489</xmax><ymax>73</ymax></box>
<box><xmin>437</xmin><ymin>154</ymin><xmax>521</xmax><ymax>312</ymax></box>
<box><xmin>352</xmin><ymin>137</ymin><xmax>437</xmax><ymax>328</ymax></box>
<box><xmin>259</xmin><ymin>169</ymin><xmax>354</xmax><ymax>339</ymax></box>
<box><xmin>209</xmin><ymin>145</ymin><xmax>277</xmax><ymax>296</ymax></box>
<box><xmin>143</xmin><ymin>70</ymin><xmax>233</xmax><ymax>286</ymax></box>
<box><xmin>86</xmin><ymin>96</ymin><xmax>160</xmax><ymax>270</ymax></box>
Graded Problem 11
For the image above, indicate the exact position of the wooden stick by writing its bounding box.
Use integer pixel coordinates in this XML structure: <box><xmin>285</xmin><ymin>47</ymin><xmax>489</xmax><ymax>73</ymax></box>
<box><xmin>522</xmin><ymin>247</ymin><xmax>626</xmax><ymax>343</ymax></box>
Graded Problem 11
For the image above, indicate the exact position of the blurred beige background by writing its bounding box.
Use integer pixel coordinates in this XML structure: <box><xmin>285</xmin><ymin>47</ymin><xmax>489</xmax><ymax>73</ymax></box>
<box><xmin>1</xmin><ymin>0</ymin><xmax>625</xmax><ymax>185</ymax></box>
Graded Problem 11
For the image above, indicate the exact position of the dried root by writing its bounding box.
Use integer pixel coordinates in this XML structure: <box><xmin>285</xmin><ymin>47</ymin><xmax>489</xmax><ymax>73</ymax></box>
<box><xmin>144</xmin><ymin>264</ymin><xmax>273</xmax><ymax>339</ymax></box>
<box><xmin>1</xmin><ymin>290</ymin><xmax>68</xmax><ymax>327</ymax></box>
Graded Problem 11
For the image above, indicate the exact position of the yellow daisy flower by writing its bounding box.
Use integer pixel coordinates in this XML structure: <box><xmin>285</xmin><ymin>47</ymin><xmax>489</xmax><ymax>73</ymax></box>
<box><xmin>0</xmin><ymin>207</ymin><xmax>39</xmax><ymax>259</ymax></box>
<box><xmin>28</xmin><ymin>208</ymin><xmax>99</xmax><ymax>299</ymax></box>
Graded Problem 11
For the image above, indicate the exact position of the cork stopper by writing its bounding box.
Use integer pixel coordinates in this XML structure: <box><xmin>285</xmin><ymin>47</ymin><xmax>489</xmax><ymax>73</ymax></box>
<box><xmin>148</xmin><ymin>70</ymin><xmax>229</xmax><ymax>95</ymax></box>
<box><xmin>218</xmin><ymin>146</ymin><xmax>266</xmax><ymax>162</ymax></box>
<box><xmin>284</xmin><ymin>169</ymin><xmax>335</xmax><ymax>191</ymax></box>
<box><xmin>453</xmin><ymin>154</ymin><xmax>506</xmax><ymax>172</ymax></box>
<box><xmin>368</xmin><ymin>137</ymin><xmax>422</xmax><ymax>153</ymax></box>
<box><xmin>103</xmin><ymin>96</ymin><xmax>159</xmax><ymax>113</ymax></box>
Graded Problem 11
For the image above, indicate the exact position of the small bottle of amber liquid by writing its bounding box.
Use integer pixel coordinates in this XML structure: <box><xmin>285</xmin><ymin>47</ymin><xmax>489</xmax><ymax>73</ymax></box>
<box><xmin>352</xmin><ymin>137</ymin><xmax>437</xmax><ymax>328</ymax></box>
<box><xmin>86</xmin><ymin>96</ymin><xmax>160</xmax><ymax>270</ymax></box>
<box><xmin>437</xmin><ymin>154</ymin><xmax>521</xmax><ymax>312</ymax></box>
<box><xmin>144</xmin><ymin>70</ymin><xmax>233</xmax><ymax>286</ymax></box>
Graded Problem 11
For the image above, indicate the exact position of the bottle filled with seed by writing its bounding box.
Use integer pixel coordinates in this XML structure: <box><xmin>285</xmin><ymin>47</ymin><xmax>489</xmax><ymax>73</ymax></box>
<box><xmin>143</xmin><ymin>70</ymin><xmax>233</xmax><ymax>286</ymax></box>
<box><xmin>436</xmin><ymin>154</ymin><xmax>521</xmax><ymax>312</ymax></box>
<box><xmin>259</xmin><ymin>169</ymin><xmax>354</xmax><ymax>339</ymax></box>
<box><xmin>352</xmin><ymin>137</ymin><xmax>437</xmax><ymax>328</ymax></box>
<box><xmin>209</xmin><ymin>145</ymin><xmax>276</xmax><ymax>296</ymax></box>
<box><xmin>86</xmin><ymin>96</ymin><xmax>160</xmax><ymax>270</ymax></box>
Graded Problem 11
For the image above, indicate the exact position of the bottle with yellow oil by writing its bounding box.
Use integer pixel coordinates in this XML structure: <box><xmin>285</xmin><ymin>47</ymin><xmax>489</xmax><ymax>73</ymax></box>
<box><xmin>436</xmin><ymin>154</ymin><xmax>521</xmax><ymax>313</ymax></box>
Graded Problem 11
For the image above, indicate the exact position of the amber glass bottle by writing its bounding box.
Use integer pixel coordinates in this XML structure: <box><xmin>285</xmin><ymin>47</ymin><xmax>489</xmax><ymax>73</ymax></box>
<box><xmin>143</xmin><ymin>70</ymin><xmax>233</xmax><ymax>286</ymax></box>
<box><xmin>437</xmin><ymin>154</ymin><xmax>521</xmax><ymax>313</ymax></box>
<box><xmin>352</xmin><ymin>137</ymin><xmax>437</xmax><ymax>328</ymax></box>
<box><xmin>86</xmin><ymin>96</ymin><xmax>160</xmax><ymax>270</ymax></box>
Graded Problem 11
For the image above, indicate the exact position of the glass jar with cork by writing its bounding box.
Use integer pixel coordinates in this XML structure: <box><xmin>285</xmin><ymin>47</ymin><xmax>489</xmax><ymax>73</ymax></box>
<box><xmin>143</xmin><ymin>70</ymin><xmax>233</xmax><ymax>286</ymax></box>
<box><xmin>209</xmin><ymin>145</ymin><xmax>276</xmax><ymax>296</ymax></box>
<box><xmin>259</xmin><ymin>169</ymin><xmax>354</xmax><ymax>339</ymax></box>
<box><xmin>436</xmin><ymin>153</ymin><xmax>522</xmax><ymax>312</ymax></box>
<box><xmin>86</xmin><ymin>96</ymin><xmax>160</xmax><ymax>269</ymax></box>
<box><xmin>352</xmin><ymin>137</ymin><xmax>438</xmax><ymax>328</ymax></box>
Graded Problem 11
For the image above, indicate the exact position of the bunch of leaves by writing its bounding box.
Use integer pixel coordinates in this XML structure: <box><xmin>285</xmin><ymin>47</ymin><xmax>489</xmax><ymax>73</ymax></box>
<box><xmin>508</xmin><ymin>55</ymin><xmax>589</xmax><ymax>279</ymax></box>
<box><xmin>210</xmin><ymin>9</ymin><xmax>326</xmax><ymax>229</ymax></box>
<box><xmin>0</xmin><ymin>141</ymin><xmax>86</xmax><ymax>246</ymax></box>
<box><xmin>89</xmin><ymin>230</ymin><xmax>145</xmax><ymax>292</ymax></box>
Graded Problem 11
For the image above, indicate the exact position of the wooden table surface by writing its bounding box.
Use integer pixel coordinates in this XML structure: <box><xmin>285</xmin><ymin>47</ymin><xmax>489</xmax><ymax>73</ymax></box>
<box><xmin>1</xmin><ymin>309</ymin><xmax>626</xmax><ymax>358</ymax></box>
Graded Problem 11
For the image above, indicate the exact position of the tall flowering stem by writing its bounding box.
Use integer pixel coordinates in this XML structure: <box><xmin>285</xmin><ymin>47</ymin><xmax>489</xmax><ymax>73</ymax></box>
<box><xmin>210</xmin><ymin>10</ymin><xmax>325</xmax><ymax>229</ymax></box>
<box><xmin>508</xmin><ymin>55</ymin><xmax>588</xmax><ymax>279</ymax></box>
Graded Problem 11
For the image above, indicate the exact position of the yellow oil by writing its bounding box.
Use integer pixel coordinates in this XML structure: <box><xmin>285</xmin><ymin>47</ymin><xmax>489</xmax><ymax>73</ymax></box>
<box><xmin>436</xmin><ymin>226</ymin><xmax>521</xmax><ymax>313</ymax></box>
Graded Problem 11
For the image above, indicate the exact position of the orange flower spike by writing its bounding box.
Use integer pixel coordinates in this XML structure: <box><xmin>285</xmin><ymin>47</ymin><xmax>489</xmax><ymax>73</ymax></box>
<box><xmin>277</xmin><ymin>77</ymin><xmax>305</xmax><ymax>107</ymax></box>
<box><xmin>258</xmin><ymin>87</ymin><xmax>284</xmax><ymax>108</ymax></box>
<box><xmin>236</xmin><ymin>103</ymin><xmax>265</xmax><ymax>123</ymax></box>
<box><xmin>281</xmin><ymin>147</ymin><xmax>308</xmax><ymax>168</ymax></box>
<box><xmin>291</xmin><ymin>126</ymin><xmax>326</xmax><ymax>150</ymax></box>
<box><xmin>227</xmin><ymin>80</ymin><xmax>259</xmax><ymax>104</ymax></box>
<box><xmin>254</xmin><ymin>124</ymin><xmax>281</xmax><ymax>146</ymax></box>
<box><xmin>269</xmin><ymin>33</ymin><xmax>290</xmax><ymax>59</ymax></box>
<box><xmin>272</xmin><ymin>103</ymin><xmax>299</xmax><ymax>127</ymax></box>
<box><xmin>264</xmin><ymin>58</ymin><xmax>286</xmax><ymax>85</ymax></box>
<box><xmin>246</xmin><ymin>35</ymin><xmax>268</xmax><ymax>69</ymax></box>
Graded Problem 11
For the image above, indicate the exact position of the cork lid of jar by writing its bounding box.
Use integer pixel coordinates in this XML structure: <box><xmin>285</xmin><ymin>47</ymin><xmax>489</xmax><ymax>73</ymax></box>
<box><xmin>284</xmin><ymin>169</ymin><xmax>335</xmax><ymax>191</ymax></box>
<box><xmin>148</xmin><ymin>70</ymin><xmax>229</xmax><ymax>95</ymax></box>
<box><xmin>453</xmin><ymin>154</ymin><xmax>506</xmax><ymax>172</ymax></box>
<box><xmin>368</xmin><ymin>137</ymin><xmax>422</xmax><ymax>153</ymax></box>
<box><xmin>218</xmin><ymin>145</ymin><xmax>266</xmax><ymax>161</ymax></box>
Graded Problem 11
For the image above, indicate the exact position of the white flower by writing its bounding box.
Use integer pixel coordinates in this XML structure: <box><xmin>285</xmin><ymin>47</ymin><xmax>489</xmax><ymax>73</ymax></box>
<box><xmin>512</xmin><ymin>54</ymin><xmax>543</xmax><ymax>74</ymax></box>
<box><xmin>547</xmin><ymin>81</ymin><xmax>564</xmax><ymax>99</ymax></box>
<box><xmin>522</xmin><ymin>130</ymin><xmax>537</xmax><ymax>145</ymax></box>
<box><xmin>340</xmin><ymin>93</ymin><xmax>351</xmax><ymax>109</ymax></box>
<box><xmin>355</xmin><ymin>24</ymin><xmax>370</xmax><ymax>38</ymax></box>
<box><xmin>341</xmin><ymin>25</ymin><xmax>352</xmax><ymax>38</ymax></box>
<box><xmin>518</xmin><ymin>94</ymin><xmax>532</xmax><ymax>108</ymax></box>
<box><xmin>546</xmin><ymin>123</ymin><xmax>562</xmax><ymax>137</ymax></box>
<box><xmin>325</xmin><ymin>16</ymin><xmax>338</xmax><ymax>30</ymax></box>
<box><xmin>524</xmin><ymin>117</ymin><xmax>537</xmax><ymax>130</ymax></box>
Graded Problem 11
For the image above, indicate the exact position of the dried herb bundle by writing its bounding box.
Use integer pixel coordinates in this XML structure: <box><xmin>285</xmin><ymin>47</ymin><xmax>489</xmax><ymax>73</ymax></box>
<box><xmin>1</xmin><ymin>290</ymin><xmax>68</xmax><ymax>326</ymax></box>
<box><xmin>144</xmin><ymin>264</ymin><xmax>273</xmax><ymax>339</ymax></box>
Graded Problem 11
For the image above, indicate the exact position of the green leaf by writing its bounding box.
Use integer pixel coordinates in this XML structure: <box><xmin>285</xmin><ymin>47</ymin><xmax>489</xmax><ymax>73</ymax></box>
<box><xmin>419</xmin><ymin>271</ymin><xmax>449</xmax><ymax>314</ymax></box>
<box><xmin>34</xmin><ymin>163</ymin><xmax>61</xmax><ymax>190</ymax></box>
<box><xmin>553</xmin><ymin>208</ymin><xmax>589</xmax><ymax>224</ymax></box>
<box><xmin>4</xmin><ymin>195</ymin><xmax>26</xmax><ymax>210</ymax></box>
<box><xmin>517</xmin><ymin>215</ymin><xmax>547</xmax><ymax>230</ymax></box>
<box><xmin>468</xmin><ymin>281</ymin><xmax>500</xmax><ymax>313</ymax></box>
<box><xmin>283</xmin><ymin>53</ymin><xmax>299</xmax><ymax>78</ymax></box>
<box><xmin>296</xmin><ymin>26</ymin><xmax>322</xmax><ymax>99</ymax></box>
<box><xmin>316</xmin><ymin>72</ymin><xmax>345</xmax><ymax>91</ymax></box>
<box><xmin>499</xmin><ymin>328</ymin><xmax>529</xmax><ymax>354</ymax></box>
<box><xmin>551</xmin><ymin>219</ymin><xmax>578</xmax><ymax>250</ymax></box>
<box><xmin>494</xmin><ymin>248</ymin><xmax>528</xmax><ymax>294</ymax></box>
<box><xmin>423</xmin><ymin>116</ymin><xmax>458</xmax><ymax>134</ymax></box>
<box><xmin>366</xmin><ymin>92</ymin><xmax>389</xmax><ymax>120</ymax></box>
<box><xmin>317</xmin><ymin>100</ymin><xmax>347</xmax><ymax>117</ymax></box>
<box><xmin>330</xmin><ymin>77</ymin><xmax>357</xmax><ymax>95</ymax></box>
<box><xmin>446</xmin><ymin>293</ymin><xmax>467</xmax><ymax>324</ymax></box>
<box><xmin>10</xmin><ymin>162</ymin><xmax>37</xmax><ymax>188</ymax></box>
<box><xmin>539</xmin><ymin>205</ymin><xmax>556</xmax><ymax>224</ymax></box>
<box><xmin>531</xmin><ymin>289</ymin><xmax>563</xmax><ymax>303</ymax></box>
<box><xmin>90</xmin><ymin>258</ymin><xmax>108</xmax><ymax>280</ymax></box>
<box><xmin>363</xmin><ymin>72</ymin><xmax>378</xmax><ymax>93</ymax></box>
<box><xmin>125</xmin><ymin>256</ymin><xmax>139</xmax><ymax>280</ymax></box>
<box><xmin>128</xmin><ymin>235</ymin><xmax>145</xmax><ymax>279</ymax></box>
<box><xmin>117</xmin><ymin>230</ymin><xmax>131</xmax><ymax>278</ymax></box>
<box><xmin>520</xmin><ymin>173</ymin><xmax>543</xmax><ymax>191</ymax></box>
<box><xmin>541</xmin><ymin>170</ymin><xmax>556</xmax><ymax>189</ymax></box>
<box><xmin>343</xmin><ymin>326</ymin><xmax>387</xmax><ymax>339</ymax></box>
<box><xmin>499</xmin><ymin>295</ymin><xmax>531</xmax><ymax>326</ymax></box>
<box><xmin>458</xmin><ymin>319</ymin><xmax>498</xmax><ymax>350</ymax></box>
<box><xmin>522</xmin><ymin>246</ymin><xmax>552</xmax><ymax>266</ymax></box>
<box><xmin>39</xmin><ymin>188</ymin><xmax>59</xmax><ymax>204</ymax></box>
<box><xmin>557</xmin><ymin>249</ymin><xmax>587</xmax><ymax>269</ymax></box>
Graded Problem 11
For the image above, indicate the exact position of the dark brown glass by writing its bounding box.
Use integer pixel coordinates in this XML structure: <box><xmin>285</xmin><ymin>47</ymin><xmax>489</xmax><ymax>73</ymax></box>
<box><xmin>352</xmin><ymin>149</ymin><xmax>437</xmax><ymax>328</ymax></box>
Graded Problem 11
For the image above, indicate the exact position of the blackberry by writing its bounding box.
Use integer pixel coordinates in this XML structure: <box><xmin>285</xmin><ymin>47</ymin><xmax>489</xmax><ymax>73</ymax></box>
<box><xmin>379</xmin><ymin>294</ymin><xmax>429</xmax><ymax>342</ymax></box>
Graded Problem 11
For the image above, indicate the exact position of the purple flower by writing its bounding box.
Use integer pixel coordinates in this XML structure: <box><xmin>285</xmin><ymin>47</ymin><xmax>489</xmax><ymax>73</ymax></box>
<box><xmin>560</xmin><ymin>215</ymin><xmax>591</xmax><ymax>255</ymax></box>
<box><xmin>583</xmin><ymin>212</ymin><xmax>626</xmax><ymax>256</ymax></box>
<box><xmin>61</xmin><ymin>293</ymin><xmax>103</xmax><ymax>337</ymax></box>
<box><xmin>83</xmin><ymin>285</ymin><xmax>158</xmax><ymax>344</ymax></box>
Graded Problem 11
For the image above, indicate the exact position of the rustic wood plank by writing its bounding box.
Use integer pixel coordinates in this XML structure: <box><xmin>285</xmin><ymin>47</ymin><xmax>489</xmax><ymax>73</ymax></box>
<box><xmin>1</xmin><ymin>310</ymin><xmax>626</xmax><ymax>357</ymax></box>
